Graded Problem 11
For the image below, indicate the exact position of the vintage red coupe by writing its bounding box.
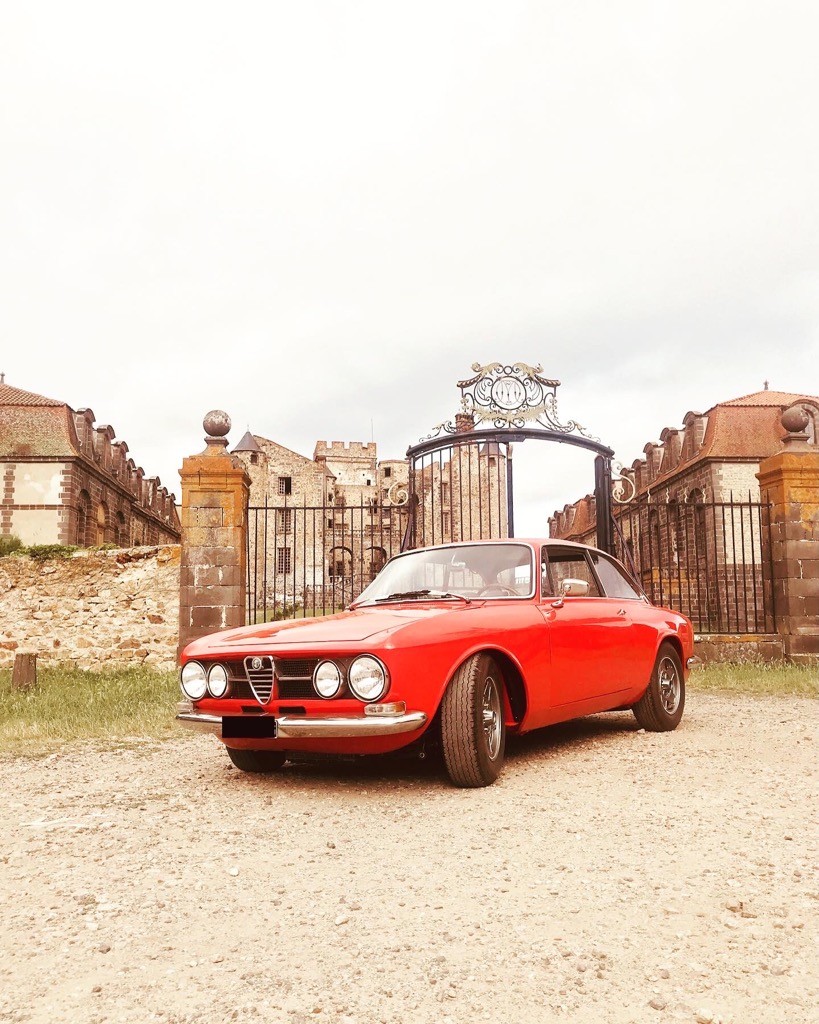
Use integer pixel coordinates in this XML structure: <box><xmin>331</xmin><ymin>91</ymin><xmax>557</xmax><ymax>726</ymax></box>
<box><xmin>177</xmin><ymin>539</ymin><xmax>694</xmax><ymax>787</ymax></box>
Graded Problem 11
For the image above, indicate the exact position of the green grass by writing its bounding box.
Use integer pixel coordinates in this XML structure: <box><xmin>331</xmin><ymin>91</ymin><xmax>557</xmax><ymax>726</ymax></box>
<box><xmin>691</xmin><ymin>662</ymin><xmax>819</xmax><ymax>699</ymax></box>
<box><xmin>0</xmin><ymin>660</ymin><xmax>815</xmax><ymax>757</ymax></box>
<box><xmin>0</xmin><ymin>666</ymin><xmax>179</xmax><ymax>756</ymax></box>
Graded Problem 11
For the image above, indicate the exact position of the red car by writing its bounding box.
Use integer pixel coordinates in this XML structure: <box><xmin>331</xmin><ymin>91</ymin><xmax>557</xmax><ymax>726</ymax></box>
<box><xmin>177</xmin><ymin>539</ymin><xmax>695</xmax><ymax>787</ymax></box>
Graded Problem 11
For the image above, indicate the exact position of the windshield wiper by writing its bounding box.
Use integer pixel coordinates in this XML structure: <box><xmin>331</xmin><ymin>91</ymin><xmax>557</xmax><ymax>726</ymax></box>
<box><xmin>371</xmin><ymin>589</ymin><xmax>472</xmax><ymax>605</ymax></box>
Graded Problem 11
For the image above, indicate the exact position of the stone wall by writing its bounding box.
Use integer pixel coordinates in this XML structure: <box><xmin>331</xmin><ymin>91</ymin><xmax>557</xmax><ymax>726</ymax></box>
<box><xmin>0</xmin><ymin>546</ymin><xmax>180</xmax><ymax>672</ymax></box>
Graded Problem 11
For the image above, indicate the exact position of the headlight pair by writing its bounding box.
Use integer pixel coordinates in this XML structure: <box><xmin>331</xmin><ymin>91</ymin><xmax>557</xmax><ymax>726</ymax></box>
<box><xmin>180</xmin><ymin>661</ymin><xmax>229</xmax><ymax>700</ymax></box>
<box><xmin>314</xmin><ymin>655</ymin><xmax>387</xmax><ymax>702</ymax></box>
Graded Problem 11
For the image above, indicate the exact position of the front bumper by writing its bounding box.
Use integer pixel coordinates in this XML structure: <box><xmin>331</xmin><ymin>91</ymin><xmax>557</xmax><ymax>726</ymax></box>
<box><xmin>176</xmin><ymin>704</ymin><xmax>427</xmax><ymax>739</ymax></box>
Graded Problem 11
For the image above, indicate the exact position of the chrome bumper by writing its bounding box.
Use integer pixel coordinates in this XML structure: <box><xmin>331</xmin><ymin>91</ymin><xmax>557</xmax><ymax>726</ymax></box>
<box><xmin>176</xmin><ymin>705</ymin><xmax>427</xmax><ymax>739</ymax></box>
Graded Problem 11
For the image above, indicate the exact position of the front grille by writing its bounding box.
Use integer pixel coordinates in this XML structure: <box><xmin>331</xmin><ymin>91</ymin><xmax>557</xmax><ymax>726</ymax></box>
<box><xmin>276</xmin><ymin>659</ymin><xmax>319</xmax><ymax>679</ymax></box>
<box><xmin>243</xmin><ymin>656</ymin><xmax>274</xmax><ymax>704</ymax></box>
<box><xmin>276</xmin><ymin>657</ymin><xmax>320</xmax><ymax>699</ymax></box>
<box><xmin>222</xmin><ymin>656</ymin><xmax>333</xmax><ymax>703</ymax></box>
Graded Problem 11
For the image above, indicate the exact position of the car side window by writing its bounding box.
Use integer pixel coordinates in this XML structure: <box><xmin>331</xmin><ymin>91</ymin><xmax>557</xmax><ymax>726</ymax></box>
<box><xmin>590</xmin><ymin>552</ymin><xmax>643</xmax><ymax>600</ymax></box>
<box><xmin>543</xmin><ymin>547</ymin><xmax>601</xmax><ymax>598</ymax></box>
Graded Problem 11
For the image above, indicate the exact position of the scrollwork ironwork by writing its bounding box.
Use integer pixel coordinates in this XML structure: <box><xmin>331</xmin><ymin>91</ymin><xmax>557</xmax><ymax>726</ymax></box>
<box><xmin>416</xmin><ymin>361</ymin><xmax>602</xmax><ymax>443</ymax></box>
<box><xmin>611</xmin><ymin>461</ymin><xmax>637</xmax><ymax>505</ymax></box>
<box><xmin>418</xmin><ymin>420</ymin><xmax>458</xmax><ymax>442</ymax></box>
<box><xmin>385</xmin><ymin>482</ymin><xmax>409</xmax><ymax>507</ymax></box>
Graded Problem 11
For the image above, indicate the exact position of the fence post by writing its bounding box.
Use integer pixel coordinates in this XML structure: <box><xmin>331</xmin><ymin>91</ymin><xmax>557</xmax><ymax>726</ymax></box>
<box><xmin>178</xmin><ymin>411</ymin><xmax>250</xmax><ymax>655</ymax></box>
<box><xmin>756</xmin><ymin>406</ymin><xmax>819</xmax><ymax>663</ymax></box>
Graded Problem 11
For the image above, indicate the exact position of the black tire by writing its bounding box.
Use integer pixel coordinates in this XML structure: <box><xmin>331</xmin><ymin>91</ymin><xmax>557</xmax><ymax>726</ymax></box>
<box><xmin>633</xmin><ymin>643</ymin><xmax>685</xmax><ymax>732</ymax></box>
<box><xmin>226</xmin><ymin>747</ymin><xmax>287</xmax><ymax>773</ymax></box>
<box><xmin>441</xmin><ymin>653</ymin><xmax>506</xmax><ymax>787</ymax></box>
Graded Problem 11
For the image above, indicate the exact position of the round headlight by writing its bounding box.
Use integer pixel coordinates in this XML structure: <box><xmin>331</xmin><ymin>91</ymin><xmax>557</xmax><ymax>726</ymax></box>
<box><xmin>180</xmin><ymin>661</ymin><xmax>207</xmax><ymax>700</ymax></box>
<box><xmin>314</xmin><ymin>660</ymin><xmax>342</xmax><ymax>699</ymax></box>
<box><xmin>207</xmin><ymin>663</ymin><xmax>229</xmax><ymax>698</ymax></box>
<box><xmin>348</xmin><ymin>656</ymin><xmax>387</xmax><ymax>702</ymax></box>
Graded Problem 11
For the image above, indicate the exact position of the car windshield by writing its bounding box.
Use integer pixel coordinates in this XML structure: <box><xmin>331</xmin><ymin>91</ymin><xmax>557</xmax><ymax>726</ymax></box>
<box><xmin>353</xmin><ymin>543</ymin><xmax>535</xmax><ymax>605</ymax></box>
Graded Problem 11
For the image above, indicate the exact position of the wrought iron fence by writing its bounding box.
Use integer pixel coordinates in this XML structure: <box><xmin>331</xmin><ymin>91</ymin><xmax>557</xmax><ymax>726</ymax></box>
<box><xmin>246</xmin><ymin>498</ymin><xmax>411</xmax><ymax>623</ymax></box>
<box><xmin>611</xmin><ymin>493</ymin><xmax>775</xmax><ymax>634</ymax></box>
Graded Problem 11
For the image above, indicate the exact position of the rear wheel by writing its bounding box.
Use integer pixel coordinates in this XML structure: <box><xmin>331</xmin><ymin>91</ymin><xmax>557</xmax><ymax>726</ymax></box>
<box><xmin>441</xmin><ymin>653</ymin><xmax>506</xmax><ymax>787</ymax></box>
<box><xmin>226</xmin><ymin>748</ymin><xmax>287</xmax><ymax>773</ymax></box>
<box><xmin>632</xmin><ymin>643</ymin><xmax>685</xmax><ymax>731</ymax></box>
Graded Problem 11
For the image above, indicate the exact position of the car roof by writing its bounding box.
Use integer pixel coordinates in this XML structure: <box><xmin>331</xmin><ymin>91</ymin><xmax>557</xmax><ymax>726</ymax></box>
<box><xmin>394</xmin><ymin>538</ymin><xmax>608</xmax><ymax>555</ymax></box>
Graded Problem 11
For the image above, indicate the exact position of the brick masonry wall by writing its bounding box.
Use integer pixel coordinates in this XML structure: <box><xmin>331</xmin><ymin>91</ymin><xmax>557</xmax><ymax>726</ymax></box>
<box><xmin>0</xmin><ymin>546</ymin><xmax>180</xmax><ymax>671</ymax></box>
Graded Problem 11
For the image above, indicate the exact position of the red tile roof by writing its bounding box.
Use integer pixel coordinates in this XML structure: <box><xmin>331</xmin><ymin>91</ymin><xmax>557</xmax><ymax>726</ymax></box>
<box><xmin>719</xmin><ymin>390</ymin><xmax>816</xmax><ymax>408</ymax></box>
<box><xmin>0</xmin><ymin>383</ymin><xmax>64</xmax><ymax>407</ymax></box>
<box><xmin>0</xmin><ymin>406</ymin><xmax>80</xmax><ymax>458</ymax></box>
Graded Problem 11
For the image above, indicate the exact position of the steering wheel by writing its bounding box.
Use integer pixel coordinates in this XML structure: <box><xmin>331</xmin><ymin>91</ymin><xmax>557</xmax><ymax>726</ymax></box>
<box><xmin>477</xmin><ymin>584</ymin><xmax>517</xmax><ymax>597</ymax></box>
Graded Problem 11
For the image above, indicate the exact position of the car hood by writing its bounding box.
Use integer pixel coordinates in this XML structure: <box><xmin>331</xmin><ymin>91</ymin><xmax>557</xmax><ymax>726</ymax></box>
<box><xmin>186</xmin><ymin>604</ymin><xmax>464</xmax><ymax>653</ymax></box>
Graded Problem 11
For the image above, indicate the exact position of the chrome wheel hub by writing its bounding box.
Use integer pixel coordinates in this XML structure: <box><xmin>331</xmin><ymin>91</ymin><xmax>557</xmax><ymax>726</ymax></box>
<box><xmin>482</xmin><ymin>676</ymin><xmax>502</xmax><ymax>759</ymax></box>
<box><xmin>658</xmin><ymin>657</ymin><xmax>681</xmax><ymax>715</ymax></box>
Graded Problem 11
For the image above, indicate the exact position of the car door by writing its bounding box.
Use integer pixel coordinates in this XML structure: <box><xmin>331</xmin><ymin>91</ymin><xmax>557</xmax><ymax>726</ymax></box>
<box><xmin>537</xmin><ymin>545</ymin><xmax>639</xmax><ymax>709</ymax></box>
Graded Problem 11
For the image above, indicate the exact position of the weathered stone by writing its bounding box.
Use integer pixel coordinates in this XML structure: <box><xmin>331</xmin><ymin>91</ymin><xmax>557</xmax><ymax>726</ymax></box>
<box><xmin>0</xmin><ymin>546</ymin><xmax>179</xmax><ymax>672</ymax></box>
<box><xmin>178</xmin><ymin>429</ymin><xmax>249</xmax><ymax>652</ymax></box>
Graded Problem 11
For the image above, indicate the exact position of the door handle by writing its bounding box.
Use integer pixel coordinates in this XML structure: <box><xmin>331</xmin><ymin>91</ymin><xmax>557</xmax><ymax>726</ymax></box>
<box><xmin>617</xmin><ymin>608</ymin><xmax>627</xmax><ymax>616</ymax></box>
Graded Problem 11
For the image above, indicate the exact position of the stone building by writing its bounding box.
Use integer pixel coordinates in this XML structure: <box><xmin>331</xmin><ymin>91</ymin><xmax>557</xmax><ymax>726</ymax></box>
<box><xmin>232</xmin><ymin>432</ymin><xmax>410</xmax><ymax>613</ymax></box>
<box><xmin>0</xmin><ymin>380</ymin><xmax>180</xmax><ymax>547</ymax></box>
<box><xmin>550</xmin><ymin>390</ymin><xmax>819</xmax><ymax>542</ymax></box>
<box><xmin>549</xmin><ymin>389</ymin><xmax>819</xmax><ymax>633</ymax></box>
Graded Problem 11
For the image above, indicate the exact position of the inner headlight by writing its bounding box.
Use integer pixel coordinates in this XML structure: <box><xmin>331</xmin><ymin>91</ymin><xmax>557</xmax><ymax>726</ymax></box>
<box><xmin>348</xmin><ymin>656</ymin><xmax>387</xmax><ymax>702</ymax></box>
<box><xmin>314</xmin><ymin>660</ymin><xmax>342</xmax><ymax>699</ymax></box>
<box><xmin>207</xmin><ymin>663</ymin><xmax>229</xmax><ymax>698</ymax></box>
<box><xmin>180</xmin><ymin>661</ymin><xmax>207</xmax><ymax>701</ymax></box>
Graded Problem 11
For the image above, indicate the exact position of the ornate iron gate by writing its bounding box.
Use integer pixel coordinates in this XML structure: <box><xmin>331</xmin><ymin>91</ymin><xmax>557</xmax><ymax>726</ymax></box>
<box><xmin>405</xmin><ymin>362</ymin><xmax>616</xmax><ymax>552</ymax></box>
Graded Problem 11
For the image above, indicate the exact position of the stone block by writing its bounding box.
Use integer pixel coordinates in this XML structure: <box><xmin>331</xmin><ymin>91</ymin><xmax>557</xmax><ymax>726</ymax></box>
<box><xmin>786</xmin><ymin>634</ymin><xmax>819</xmax><ymax>656</ymax></box>
<box><xmin>786</xmin><ymin>577</ymin><xmax>819</xmax><ymax>599</ymax></box>
<box><xmin>187</xmin><ymin>606</ymin><xmax>222</xmax><ymax>630</ymax></box>
<box><xmin>189</xmin><ymin>507</ymin><xmax>224</xmax><ymax>529</ymax></box>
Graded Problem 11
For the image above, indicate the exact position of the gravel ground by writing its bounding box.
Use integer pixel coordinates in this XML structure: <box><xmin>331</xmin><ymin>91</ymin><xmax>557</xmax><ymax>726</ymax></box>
<box><xmin>1</xmin><ymin>692</ymin><xmax>817</xmax><ymax>1024</ymax></box>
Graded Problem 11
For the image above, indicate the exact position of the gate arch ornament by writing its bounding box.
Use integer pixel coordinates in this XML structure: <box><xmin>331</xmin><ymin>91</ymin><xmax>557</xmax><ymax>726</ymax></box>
<box><xmin>406</xmin><ymin>362</ymin><xmax>617</xmax><ymax>554</ymax></box>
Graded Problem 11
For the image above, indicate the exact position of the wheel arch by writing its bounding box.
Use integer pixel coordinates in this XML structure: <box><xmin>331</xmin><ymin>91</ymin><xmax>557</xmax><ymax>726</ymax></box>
<box><xmin>437</xmin><ymin>647</ymin><xmax>528</xmax><ymax>727</ymax></box>
<box><xmin>657</xmin><ymin>632</ymin><xmax>684</xmax><ymax>668</ymax></box>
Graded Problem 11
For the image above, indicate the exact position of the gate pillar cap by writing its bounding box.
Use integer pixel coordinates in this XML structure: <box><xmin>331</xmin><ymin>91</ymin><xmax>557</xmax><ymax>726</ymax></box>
<box><xmin>203</xmin><ymin>410</ymin><xmax>231</xmax><ymax>453</ymax></box>
<box><xmin>781</xmin><ymin>405</ymin><xmax>811</xmax><ymax>449</ymax></box>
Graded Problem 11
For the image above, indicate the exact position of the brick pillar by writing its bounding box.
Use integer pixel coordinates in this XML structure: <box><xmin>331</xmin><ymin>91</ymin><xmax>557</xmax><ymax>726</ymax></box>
<box><xmin>455</xmin><ymin>410</ymin><xmax>475</xmax><ymax>433</ymax></box>
<box><xmin>178</xmin><ymin>411</ymin><xmax>250</xmax><ymax>654</ymax></box>
<box><xmin>756</xmin><ymin>406</ymin><xmax>819</xmax><ymax>663</ymax></box>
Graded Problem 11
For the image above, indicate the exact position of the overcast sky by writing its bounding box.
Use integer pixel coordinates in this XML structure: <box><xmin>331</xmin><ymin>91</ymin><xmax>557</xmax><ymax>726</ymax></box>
<box><xmin>2</xmin><ymin>1</ymin><xmax>817</xmax><ymax>533</ymax></box>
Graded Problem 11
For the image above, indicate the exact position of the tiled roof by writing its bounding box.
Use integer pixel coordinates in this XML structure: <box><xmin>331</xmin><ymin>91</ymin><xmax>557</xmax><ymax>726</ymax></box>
<box><xmin>719</xmin><ymin>390</ymin><xmax>817</xmax><ymax>408</ymax></box>
<box><xmin>0</xmin><ymin>406</ymin><xmax>80</xmax><ymax>458</ymax></box>
<box><xmin>0</xmin><ymin>383</ymin><xmax>64</xmax><ymax>407</ymax></box>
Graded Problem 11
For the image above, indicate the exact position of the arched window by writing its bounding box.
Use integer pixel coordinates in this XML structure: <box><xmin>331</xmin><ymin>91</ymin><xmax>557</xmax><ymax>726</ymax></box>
<box><xmin>76</xmin><ymin>490</ymin><xmax>91</xmax><ymax>546</ymax></box>
<box><xmin>687</xmin><ymin>489</ymin><xmax>707</xmax><ymax>555</ymax></box>
<box><xmin>96</xmin><ymin>502</ymin><xmax>108</xmax><ymax>545</ymax></box>
<box><xmin>328</xmin><ymin>545</ymin><xmax>353</xmax><ymax>579</ymax></box>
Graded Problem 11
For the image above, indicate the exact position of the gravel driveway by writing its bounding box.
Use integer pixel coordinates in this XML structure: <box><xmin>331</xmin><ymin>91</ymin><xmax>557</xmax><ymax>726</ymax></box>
<box><xmin>1</xmin><ymin>693</ymin><xmax>817</xmax><ymax>1024</ymax></box>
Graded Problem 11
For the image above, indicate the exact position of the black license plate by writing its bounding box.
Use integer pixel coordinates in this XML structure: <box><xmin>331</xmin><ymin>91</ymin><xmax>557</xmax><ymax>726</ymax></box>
<box><xmin>222</xmin><ymin>717</ymin><xmax>278</xmax><ymax>739</ymax></box>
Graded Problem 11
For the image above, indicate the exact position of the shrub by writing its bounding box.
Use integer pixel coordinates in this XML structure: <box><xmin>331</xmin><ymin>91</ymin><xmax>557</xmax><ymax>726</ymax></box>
<box><xmin>0</xmin><ymin>535</ymin><xmax>23</xmax><ymax>556</ymax></box>
<box><xmin>25</xmin><ymin>544</ymin><xmax>79</xmax><ymax>560</ymax></box>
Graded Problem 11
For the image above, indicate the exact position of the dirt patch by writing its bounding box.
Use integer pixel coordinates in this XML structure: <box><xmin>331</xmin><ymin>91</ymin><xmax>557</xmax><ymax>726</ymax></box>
<box><xmin>1</xmin><ymin>693</ymin><xmax>816</xmax><ymax>1024</ymax></box>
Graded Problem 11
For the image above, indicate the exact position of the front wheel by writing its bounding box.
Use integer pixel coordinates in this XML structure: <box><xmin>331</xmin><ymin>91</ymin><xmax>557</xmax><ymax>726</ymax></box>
<box><xmin>441</xmin><ymin>654</ymin><xmax>506</xmax><ymax>787</ymax></box>
<box><xmin>632</xmin><ymin>643</ymin><xmax>685</xmax><ymax>732</ymax></box>
<box><xmin>226</xmin><ymin>747</ymin><xmax>287</xmax><ymax>773</ymax></box>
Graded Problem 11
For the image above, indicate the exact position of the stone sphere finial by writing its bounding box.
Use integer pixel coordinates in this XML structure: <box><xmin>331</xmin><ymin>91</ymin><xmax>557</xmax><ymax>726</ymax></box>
<box><xmin>203</xmin><ymin>410</ymin><xmax>231</xmax><ymax>438</ymax></box>
<box><xmin>781</xmin><ymin>405</ymin><xmax>809</xmax><ymax>435</ymax></box>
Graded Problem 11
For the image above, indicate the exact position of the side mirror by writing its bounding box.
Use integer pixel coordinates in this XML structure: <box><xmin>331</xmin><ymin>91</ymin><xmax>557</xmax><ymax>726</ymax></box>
<box><xmin>551</xmin><ymin>577</ymin><xmax>590</xmax><ymax>608</ymax></box>
<box><xmin>560</xmin><ymin>578</ymin><xmax>590</xmax><ymax>597</ymax></box>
